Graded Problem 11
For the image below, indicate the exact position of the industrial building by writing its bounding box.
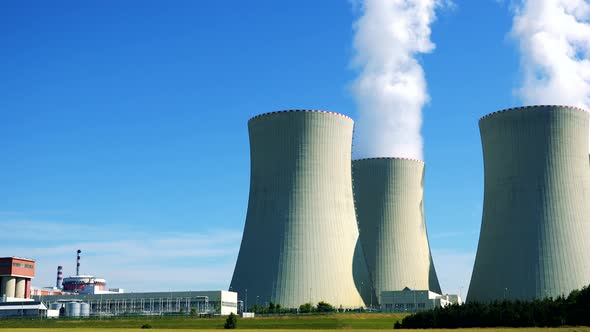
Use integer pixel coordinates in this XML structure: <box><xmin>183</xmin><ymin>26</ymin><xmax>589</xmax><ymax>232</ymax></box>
<box><xmin>380</xmin><ymin>287</ymin><xmax>461</xmax><ymax>313</ymax></box>
<box><xmin>34</xmin><ymin>290</ymin><xmax>237</xmax><ymax>316</ymax></box>
<box><xmin>31</xmin><ymin>250</ymin><xmax>123</xmax><ymax>297</ymax></box>
<box><xmin>0</xmin><ymin>257</ymin><xmax>48</xmax><ymax>318</ymax></box>
<box><xmin>353</xmin><ymin>158</ymin><xmax>442</xmax><ymax>305</ymax></box>
<box><xmin>468</xmin><ymin>105</ymin><xmax>590</xmax><ymax>302</ymax></box>
<box><xmin>230</xmin><ymin>110</ymin><xmax>373</xmax><ymax>309</ymax></box>
<box><xmin>0</xmin><ymin>257</ymin><xmax>35</xmax><ymax>300</ymax></box>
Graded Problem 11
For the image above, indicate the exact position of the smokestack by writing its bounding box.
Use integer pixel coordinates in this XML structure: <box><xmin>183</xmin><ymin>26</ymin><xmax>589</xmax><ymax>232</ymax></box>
<box><xmin>56</xmin><ymin>266</ymin><xmax>63</xmax><ymax>289</ymax></box>
<box><xmin>76</xmin><ymin>250</ymin><xmax>81</xmax><ymax>276</ymax></box>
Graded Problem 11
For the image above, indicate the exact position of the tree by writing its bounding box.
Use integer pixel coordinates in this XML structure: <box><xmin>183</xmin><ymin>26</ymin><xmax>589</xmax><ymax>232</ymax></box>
<box><xmin>299</xmin><ymin>302</ymin><xmax>314</xmax><ymax>313</ymax></box>
<box><xmin>316</xmin><ymin>301</ymin><xmax>335</xmax><ymax>312</ymax></box>
<box><xmin>224</xmin><ymin>312</ymin><xmax>238</xmax><ymax>329</ymax></box>
<box><xmin>190</xmin><ymin>307</ymin><xmax>197</xmax><ymax>315</ymax></box>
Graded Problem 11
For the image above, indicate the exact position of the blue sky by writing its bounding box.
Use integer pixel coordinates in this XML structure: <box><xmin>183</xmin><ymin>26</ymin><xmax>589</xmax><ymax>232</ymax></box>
<box><xmin>0</xmin><ymin>1</ymin><xmax>523</xmax><ymax>296</ymax></box>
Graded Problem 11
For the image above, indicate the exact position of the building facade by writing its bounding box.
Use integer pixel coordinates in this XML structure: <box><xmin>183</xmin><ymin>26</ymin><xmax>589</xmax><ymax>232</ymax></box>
<box><xmin>230</xmin><ymin>110</ymin><xmax>372</xmax><ymax>309</ymax></box>
<box><xmin>381</xmin><ymin>288</ymin><xmax>460</xmax><ymax>313</ymax></box>
<box><xmin>34</xmin><ymin>290</ymin><xmax>237</xmax><ymax>316</ymax></box>
<box><xmin>468</xmin><ymin>105</ymin><xmax>590</xmax><ymax>302</ymax></box>
<box><xmin>0</xmin><ymin>257</ymin><xmax>35</xmax><ymax>300</ymax></box>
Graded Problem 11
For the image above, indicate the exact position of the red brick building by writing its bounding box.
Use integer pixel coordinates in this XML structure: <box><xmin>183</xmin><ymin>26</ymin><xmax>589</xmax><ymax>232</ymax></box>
<box><xmin>0</xmin><ymin>257</ymin><xmax>35</xmax><ymax>299</ymax></box>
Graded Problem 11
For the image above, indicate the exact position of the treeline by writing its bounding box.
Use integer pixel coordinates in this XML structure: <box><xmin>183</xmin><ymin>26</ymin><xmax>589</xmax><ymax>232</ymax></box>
<box><xmin>396</xmin><ymin>285</ymin><xmax>590</xmax><ymax>328</ymax></box>
<box><xmin>248</xmin><ymin>301</ymin><xmax>336</xmax><ymax>314</ymax></box>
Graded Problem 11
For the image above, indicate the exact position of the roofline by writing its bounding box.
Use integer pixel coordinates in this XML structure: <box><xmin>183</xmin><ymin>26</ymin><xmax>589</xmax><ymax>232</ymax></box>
<box><xmin>0</xmin><ymin>257</ymin><xmax>36</xmax><ymax>262</ymax></box>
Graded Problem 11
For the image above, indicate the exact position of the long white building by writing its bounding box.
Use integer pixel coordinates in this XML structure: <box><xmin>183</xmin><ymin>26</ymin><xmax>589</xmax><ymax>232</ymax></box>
<box><xmin>33</xmin><ymin>290</ymin><xmax>237</xmax><ymax>316</ymax></box>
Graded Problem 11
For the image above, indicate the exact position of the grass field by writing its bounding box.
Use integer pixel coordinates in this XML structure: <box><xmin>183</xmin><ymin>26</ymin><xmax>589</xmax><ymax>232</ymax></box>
<box><xmin>0</xmin><ymin>313</ymin><xmax>402</xmax><ymax>330</ymax></box>
<box><xmin>2</xmin><ymin>329</ymin><xmax>590</xmax><ymax>332</ymax></box>
<box><xmin>0</xmin><ymin>314</ymin><xmax>588</xmax><ymax>331</ymax></box>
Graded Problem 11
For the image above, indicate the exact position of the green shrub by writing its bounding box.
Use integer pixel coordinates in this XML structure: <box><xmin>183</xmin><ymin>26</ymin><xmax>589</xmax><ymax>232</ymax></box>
<box><xmin>224</xmin><ymin>312</ymin><xmax>238</xmax><ymax>329</ymax></box>
<box><xmin>299</xmin><ymin>302</ymin><xmax>314</xmax><ymax>313</ymax></box>
<box><xmin>316</xmin><ymin>301</ymin><xmax>335</xmax><ymax>312</ymax></box>
<box><xmin>140</xmin><ymin>323</ymin><xmax>152</xmax><ymax>329</ymax></box>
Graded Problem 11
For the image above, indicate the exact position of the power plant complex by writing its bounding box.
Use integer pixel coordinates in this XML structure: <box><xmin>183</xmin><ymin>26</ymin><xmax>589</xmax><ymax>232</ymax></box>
<box><xmin>230</xmin><ymin>105</ymin><xmax>590</xmax><ymax>309</ymax></box>
<box><xmin>468</xmin><ymin>105</ymin><xmax>590</xmax><ymax>302</ymax></box>
<box><xmin>230</xmin><ymin>110</ymin><xmax>446</xmax><ymax>311</ymax></box>
<box><xmin>0</xmin><ymin>251</ymin><xmax>238</xmax><ymax>318</ymax></box>
<box><xmin>3</xmin><ymin>105</ymin><xmax>590</xmax><ymax>319</ymax></box>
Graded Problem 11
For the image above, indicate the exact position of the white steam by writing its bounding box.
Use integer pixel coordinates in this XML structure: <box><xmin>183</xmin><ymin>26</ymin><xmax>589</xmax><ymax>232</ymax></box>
<box><xmin>351</xmin><ymin>0</ymin><xmax>443</xmax><ymax>160</ymax></box>
<box><xmin>511</xmin><ymin>0</ymin><xmax>590</xmax><ymax>109</ymax></box>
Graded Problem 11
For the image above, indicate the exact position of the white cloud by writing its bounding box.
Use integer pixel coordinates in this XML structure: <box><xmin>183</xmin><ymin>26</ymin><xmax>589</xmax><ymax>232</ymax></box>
<box><xmin>431</xmin><ymin>249</ymin><xmax>475</xmax><ymax>298</ymax></box>
<box><xmin>0</xmin><ymin>219</ymin><xmax>241</xmax><ymax>292</ymax></box>
<box><xmin>511</xmin><ymin>0</ymin><xmax>590</xmax><ymax>111</ymax></box>
<box><xmin>351</xmin><ymin>0</ymin><xmax>449</xmax><ymax>160</ymax></box>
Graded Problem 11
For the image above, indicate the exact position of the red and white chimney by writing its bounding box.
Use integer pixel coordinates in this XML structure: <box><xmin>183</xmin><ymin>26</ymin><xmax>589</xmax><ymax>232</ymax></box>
<box><xmin>56</xmin><ymin>265</ymin><xmax>63</xmax><ymax>289</ymax></box>
<box><xmin>76</xmin><ymin>249</ymin><xmax>81</xmax><ymax>276</ymax></box>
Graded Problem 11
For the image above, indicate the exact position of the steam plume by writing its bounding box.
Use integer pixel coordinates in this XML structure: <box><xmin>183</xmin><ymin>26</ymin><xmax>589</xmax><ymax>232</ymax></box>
<box><xmin>351</xmin><ymin>0</ymin><xmax>443</xmax><ymax>160</ymax></box>
<box><xmin>511</xmin><ymin>0</ymin><xmax>590</xmax><ymax>109</ymax></box>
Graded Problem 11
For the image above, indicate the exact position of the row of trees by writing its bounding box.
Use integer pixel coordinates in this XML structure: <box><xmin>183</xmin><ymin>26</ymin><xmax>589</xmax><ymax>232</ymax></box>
<box><xmin>396</xmin><ymin>284</ymin><xmax>590</xmax><ymax>328</ymax></box>
<box><xmin>247</xmin><ymin>301</ymin><xmax>336</xmax><ymax>314</ymax></box>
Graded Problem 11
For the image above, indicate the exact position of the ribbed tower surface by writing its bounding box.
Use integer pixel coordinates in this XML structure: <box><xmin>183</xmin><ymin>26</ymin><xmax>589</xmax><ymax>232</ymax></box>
<box><xmin>468</xmin><ymin>105</ymin><xmax>590</xmax><ymax>302</ymax></box>
<box><xmin>352</xmin><ymin>157</ymin><xmax>442</xmax><ymax>304</ymax></box>
<box><xmin>230</xmin><ymin>110</ymin><xmax>371</xmax><ymax>309</ymax></box>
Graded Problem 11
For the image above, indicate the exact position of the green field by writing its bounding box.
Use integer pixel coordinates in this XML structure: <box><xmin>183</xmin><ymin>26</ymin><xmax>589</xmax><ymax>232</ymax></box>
<box><xmin>0</xmin><ymin>313</ymin><xmax>402</xmax><ymax>330</ymax></box>
<box><xmin>2</xmin><ymin>329</ymin><xmax>590</xmax><ymax>332</ymax></box>
<box><xmin>0</xmin><ymin>314</ymin><xmax>588</xmax><ymax>331</ymax></box>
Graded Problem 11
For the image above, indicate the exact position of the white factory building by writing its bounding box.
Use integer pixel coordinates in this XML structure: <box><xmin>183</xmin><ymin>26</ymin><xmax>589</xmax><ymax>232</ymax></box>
<box><xmin>381</xmin><ymin>287</ymin><xmax>462</xmax><ymax>313</ymax></box>
<box><xmin>33</xmin><ymin>290</ymin><xmax>237</xmax><ymax>317</ymax></box>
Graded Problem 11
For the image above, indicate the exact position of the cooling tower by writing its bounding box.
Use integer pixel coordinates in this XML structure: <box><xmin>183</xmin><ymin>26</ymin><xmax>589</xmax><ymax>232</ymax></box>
<box><xmin>353</xmin><ymin>158</ymin><xmax>442</xmax><ymax>305</ymax></box>
<box><xmin>467</xmin><ymin>105</ymin><xmax>590</xmax><ymax>302</ymax></box>
<box><xmin>230</xmin><ymin>110</ymin><xmax>371</xmax><ymax>309</ymax></box>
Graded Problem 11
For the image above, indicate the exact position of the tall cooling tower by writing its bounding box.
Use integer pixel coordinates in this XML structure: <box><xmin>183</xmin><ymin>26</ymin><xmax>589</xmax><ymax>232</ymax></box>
<box><xmin>353</xmin><ymin>158</ymin><xmax>442</xmax><ymax>305</ymax></box>
<box><xmin>468</xmin><ymin>105</ymin><xmax>590</xmax><ymax>302</ymax></box>
<box><xmin>230</xmin><ymin>110</ymin><xmax>372</xmax><ymax>309</ymax></box>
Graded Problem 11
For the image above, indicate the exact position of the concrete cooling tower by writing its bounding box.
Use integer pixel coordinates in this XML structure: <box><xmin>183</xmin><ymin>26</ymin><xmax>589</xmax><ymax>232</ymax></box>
<box><xmin>468</xmin><ymin>105</ymin><xmax>590</xmax><ymax>302</ymax></box>
<box><xmin>353</xmin><ymin>158</ymin><xmax>442</xmax><ymax>305</ymax></box>
<box><xmin>230</xmin><ymin>110</ymin><xmax>372</xmax><ymax>309</ymax></box>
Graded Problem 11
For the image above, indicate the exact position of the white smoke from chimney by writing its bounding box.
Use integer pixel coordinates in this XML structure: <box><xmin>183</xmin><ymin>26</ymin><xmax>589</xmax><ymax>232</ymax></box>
<box><xmin>351</xmin><ymin>0</ymin><xmax>445</xmax><ymax>160</ymax></box>
<box><xmin>511</xmin><ymin>0</ymin><xmax>590</xmax><ymax>109</ymax></box>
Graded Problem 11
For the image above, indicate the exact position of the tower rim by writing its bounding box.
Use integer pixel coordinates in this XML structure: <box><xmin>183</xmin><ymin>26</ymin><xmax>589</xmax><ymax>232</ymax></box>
<box><xmin>248</xmin><ymin>110</ymin><xmax>353</xmax><ymax>123</ymax></box>
<box><xmin>479</xmin><ymin>105</ymin><xmax>589</xmax><ymax>123</ymax></box>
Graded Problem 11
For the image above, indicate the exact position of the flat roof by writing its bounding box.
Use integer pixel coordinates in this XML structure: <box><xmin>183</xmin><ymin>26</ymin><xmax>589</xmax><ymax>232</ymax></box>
<box><xmin>33</xmin><ymin>290</ymin><xmax>234</xmax><ymax>301</ymax></box>
<box><xmin>0</xmin><ymin>257</ymin><xmax>36</xmax><ymax>262</ymax></box>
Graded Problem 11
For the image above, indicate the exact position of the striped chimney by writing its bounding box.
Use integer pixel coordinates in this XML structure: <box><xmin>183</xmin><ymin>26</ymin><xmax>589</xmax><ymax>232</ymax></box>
<box><xmin>76</xmin><ymin>249</ymin><xmax>81</xmax><ymax>276</ymax></box>
<box><xmin>56</xmin><ymin>266</ymin><xmax>63</xmax><ymax>289</ymax></box>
